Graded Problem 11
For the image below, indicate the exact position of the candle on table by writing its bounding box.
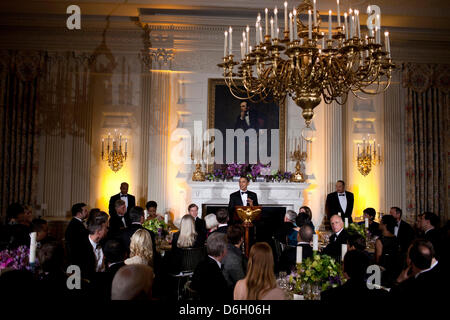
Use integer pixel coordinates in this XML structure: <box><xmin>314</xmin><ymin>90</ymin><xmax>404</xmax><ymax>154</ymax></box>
<box><xmin>293</xmin><ymin>9</ymin><xmax>297</xmax><ymax>40</ymax></box>
<box><xmin>284</xmin><ymin>2</ymin><xmax>288</xmax><ymax>32</ymax></box>
<box><xmin>341</xmin><ymin>244</ymin><xmax>347</xmax><ymax>261</ymax></box>
<box><xmin>308</xmin><ymin>10</ymin><xmax>312</xmax><ymax>40</ymax></box>
<box><xmin>164</xmin><ymin>214</ymin><xmax>169</xmax><ymax>224</ymax></box>
<box><xmin>29</xmin><ymin>232</ymin><xmax>37</xmax><ymax>264</ymax></box>
<box><xmin>313</xmin><ymin>234</ymin><xmax>319</xmax><ymax>251</ymax></box>
<box><xmin>345</xmin><ymin>217</ymin><xmax>349</xmax><ymax>228</ymax></box>
<box><xmin>337</xmin><ymin>0</ymin><xmax>341</xmax><ymax>27</ymax></box>
<box><xmin>328</xmin><ymin>10</ymin><xmax>332</xmax><ymax>40</ymax></box>
<box><xmin>224</xmin><ymin>31</ymin><xmax>228</xmax><ymax>56</ymax></box>
<box><xmin>144</xmin><ymin>209</ymin><xmax>149</xmax><ymax>220</ymax></box>
<box><xmin>365</xmin><ymin>218</ymin><xmax>369</xmax><ymax>229</ymax></box>
<box><xmin>289</xmin><ymin>12</ymin><xmax>293</xmax><ymax>41</ymax></box>
<box><xmin>265</xmin><ymin>8</ymin><xmax>269</xmax><ymax>36</ymax></box>
<box><xmin>296</xmin><ymin>245</ymin><xmax>303</xmax><ymax>264</ymax></box>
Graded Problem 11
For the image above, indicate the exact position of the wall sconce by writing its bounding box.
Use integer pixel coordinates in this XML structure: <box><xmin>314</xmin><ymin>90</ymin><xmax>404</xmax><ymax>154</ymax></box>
<box><xmin>102</xmin><ymin>129</ymin><xmax>128</xmax><ymax>172</ymax></box>
<box><xmin>356</xmin><ymin>134</ymin><xmax>381</xmax><ymax>176</ymax></box>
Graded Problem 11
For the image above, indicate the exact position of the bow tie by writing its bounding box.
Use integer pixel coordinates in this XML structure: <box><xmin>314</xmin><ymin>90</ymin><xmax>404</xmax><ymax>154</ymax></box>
<box><xmin>120</xmin><ymin>194</ymin><xmax>127</xmax><ymax>198</ymax></box>
<box><xmin>241</xmin><ymin>191</ymin><xmax>247</xmax><ymax>195</ymax></box>
<box><xmin>338</xmin><ymin>193</ymin><xmax>345</xmax><ymax>196</ymax></box>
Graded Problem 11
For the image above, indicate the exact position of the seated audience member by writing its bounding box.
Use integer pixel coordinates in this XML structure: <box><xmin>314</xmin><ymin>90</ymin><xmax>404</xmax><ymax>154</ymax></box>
<box><xmin>70</xmin><ymin>211</ymin><xmax>109</xmax><ymax>281</ymax></box>
<box><xmin>65</xmin><ymin>203</ymin><xmax>89</xmax><ymax>263</ymax></box>
<box><xmin>418</xmin><ymin>212</ymin><xmax>441</xmax><ymax>259</ymax></box>
<box><xmin>360</xmin><ymin>207</ymin><xmax>381</xmax><ymax>237</ymax></box>
<box><xmin>97</xmin><ymin>240</ymin><xmax>126</xmax><ymax>300</ymax></box>
<box><xmin>171</xmin><ymin>214</ymin><xmax>202</xmax><ymax>250</ymax></box>
<box><xmin>145</xmin><ymin>201</ymin><xmax>158</xmax><ymax>220</ymax></box>
<box><xmin>108</xmin><ymin>199</ymin><xmax>130</xmax><ymax>238</ymax></box>
<box><xmin>375</xmin><ymin>214</ymin><xmax>402</xmax><ymax>286</ymax></box>
<box><xmin>279</xmin><ymin>225</ymin><xmax>314</xmax><ymax>274</ymax></box>
<box><xmin>120</xmin><ymin>206</ymin><xmax>157</xmax><ymax>256</ymax></box>
<box><xmin>36</xmin><ymin>241</ymin><xmax>69</xmax><ymax>299</ymax></box>
<box><xmin>31</xmin><ymin>218</ymin><xmax>55</xmax><ymax>247</ymax></box>
<box><xmin>275</xmin><ymin>210</ymin><xmax>298</xmax><ymax>245</ymax></box>
<box><xmin>391</xmin><ymin>240</ymin><xmax>443</xmax><ymax>300</ymax></box>
<box><xmin>322</xmin><ymin>214</ymin><xmax>349</xmax><ymax>261</ymax></box>
<box><xmin>321</xmin><ymin>250</ymin><xmax>388</xmax><ymax>301</ymax></box>
<box><xmin>234</xmin><ymin>242</ymin><xmax>286</xmax><ymax>300</ymax></box>
<box><xmin>190</xmin><ymin>232</ymin><xmax>231</xmax><ymax>301</ymax></box>
<box><xmin>2</xmin><ymin>203</ymin><xmax>33</xmax><ymax>248</ymax></box>
<box><xmin>297</xmin><ymin>206</ymin><xmax>315</xmax><ymax>233</ymax></box>
<box><xmin>213</xmin><ymin>208</ymin><xmax>229</xmax><ymax>234</ymax></box>
<box><xmin>111</xmin><ymin>264</ymin><xmax>154</xmax><ymax>300</ymax></box>
<box><xmin>87</xmin><ymin>208</ymin><xmax>101</xmax><ymax>223</ymax></box>
<box><xmin>390</xmin><ymin>206</ymin><xmax>415</xmax><ymax>254</ymax></box>
<box><xmin>222</xmin><ymin>225</ymin><xmax>247</xmax><ymax>289</ymax></box>
<box><xmin>347</xmin><ymin>233</ymin><xmax>368</xmax><ymax>252</ymax></box>
<box><xmin>188</xmin><ymin>203</ymin><xmax>207</xmax><ymax>245</ymax></box>
<box><xmin>204</xmin><ymin>213</ymin><xmax>219</xmax><ymax>237</ymax></box>
<box><xmin>125</xmin><ymin>229</ymin><xmax>154</xmax><ymax>268</ymax></box>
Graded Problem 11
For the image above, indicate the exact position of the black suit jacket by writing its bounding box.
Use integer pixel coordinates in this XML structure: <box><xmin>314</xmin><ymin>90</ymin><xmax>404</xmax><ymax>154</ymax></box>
<box><xmin>322</xmin><ymin>229</ymin><xmax>350</xmax><ymax>260</ymax></box>
<box><xmin>325</xmin><ymin>191</ymin><xmax>354</xmax><ymax>222</ymax></box>
<box><xmin>118</xmin><ymin>223</ymin><xmax>157</xmax><ymax>255</ymax></box>
<box><xmin>108</xmin><ymin>212</ymin><xmax>131</xmax><ymax>238</ymax></box>
<box><xmin>279</xmin><ymin>243</ymin><xmax>313</xmax><ymax>274</ymax></box>
<box><xmin>70</xmin><ymin>235</ymin><xmax>98</xmax><ymax>281</ymax></box>
<box><xmin>397</xmin><ymin>220</ymin><xmax>415</xmax><ymax>253</ymax></box>
<box><xmin>195</xmin><ymin>217</ymin><xmax>207</xmax><ymax>246</ymax></box>
<box><xmin>108</xmin><ymin>193</ymin><xmax>136</xmax><ymax>216</ymax></box>
<box><xmin>222</xmin><ymin>244</ymin><xmax>247</xmax><ymax>289</ymax></box>
<box><xmin>228</xmin><ymin>190</ymin><xmax>259</xmax><ymax>223</ymax></box>
<box><xmin>191</xmin><ymin>257</ymin><xmax>232</xmax><ymax>301</ymax></box>
<box><xmin>65</xmin><ymin>218</ymin><xmax>88</xmax><ymax>263</ymax></box>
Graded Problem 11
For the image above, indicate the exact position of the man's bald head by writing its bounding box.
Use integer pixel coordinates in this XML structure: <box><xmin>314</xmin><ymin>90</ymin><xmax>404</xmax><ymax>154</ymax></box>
<box><xmin>330</xmin><ymin>214</ymin><xmax>344</xmax><ymax>233</ymax></box>
<box><xmin>111</xmin><ymin>264</ymin><xmax>154</xmax><ymax>300</ymax></box>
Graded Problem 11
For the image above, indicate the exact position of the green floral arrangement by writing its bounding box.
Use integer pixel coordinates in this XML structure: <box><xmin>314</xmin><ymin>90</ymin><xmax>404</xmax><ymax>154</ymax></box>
<box><xmin>142</xmin><ymin>218</ymin><xmax>167</xmax><ymax>236</ymax></box>
<box><xmin>296</xmin><ymin>253</ymin><xmax>344</xmax><ymax>292</ymax></box>
<box><xmin>347</xmin><ymin>222</ymin><xmax>366</xmax><ymax>239</ymax></box>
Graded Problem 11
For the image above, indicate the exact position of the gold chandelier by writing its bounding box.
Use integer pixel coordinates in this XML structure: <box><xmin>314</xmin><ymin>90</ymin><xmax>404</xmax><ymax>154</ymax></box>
<box><xmin>356</xmin><ymin>135</ymin><xmax>381</xmax><ymax>176</ymax></box>
<box><xmin>218</xmin><ymin>0</ymin><xmax>394</xmax><ymax>128</ymax></box>
<box><xmin>101</xmin><ymin>130</ymin><xmax>128</xmax><ymax>172</ymax></box>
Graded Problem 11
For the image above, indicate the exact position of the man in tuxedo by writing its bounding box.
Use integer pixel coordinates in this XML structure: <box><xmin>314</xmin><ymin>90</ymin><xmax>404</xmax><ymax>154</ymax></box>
<box><xmin>108</xmin><ymin>182</ymin><xmax>136</xmax><ymax>216</ymax></box>
<box><xmin>222</xmin><ymin>225</ymin><xmax>247</xmax><ymax>290</ymax></box>
<box><xmin>190</xmin><ymin>232</ymin><xmax>232</xmax><ymax>301</ymax></box>
<box><xmin>108</xmin><ymin>200</ymin><xmax>131</xmax><ymax>238</ymax></box>
<box><xmin>322</xmin><ymin>214</ymin><xmax>349</xmax><ymax>260</ymax></box>
<box><xmin>325</xmin><ymin>180</ymin><xmax>354</xmax><ymax>223</ymax></box>
<box><xmin>279</xmin><ymin>225</ymin><xmax>314</xmax><ymax>274</ymax></box>
<box><xmin>390</xmin><ymin>206</ymin><xmax>415</xmax><ymax>253</ymax></box>
<box><xmin>70</xmin><ymin>211</ymin><xmax>109</xmax><ymax>282</ymax></box>
<box><xmin>65</xmin><ymin>203</ymin><xmax>89</xmax><ymax>263</ymax></box>
<box><xmin>418</xmin><ymin>212</ymin><xmax>441</xmax><ymax>259</ymax></box>
<box><xmin>228</xmin><ymin>176</ymin><xmax>259</xmax><ymax>224</ymax></box>
<box><xmin>188</xmin><ymin>203</ymin><xmax>207</xmax><ymax>246</ymax></box>
<box><xmin>212</xmin><ymin>208</ymin><xmax>230</xmax><ymax>235</ymax></box>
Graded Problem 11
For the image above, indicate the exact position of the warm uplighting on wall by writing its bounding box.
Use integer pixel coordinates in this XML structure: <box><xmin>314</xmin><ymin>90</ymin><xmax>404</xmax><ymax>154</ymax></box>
<box><xmin>101</xmin><ymin>129</ymin><xmax>128</xmax><ymax>172</ymax></box>
<box><xmin>96</xmin><ymin>163</ymin><xmax>132</xmax><ymax>212</ymax></box>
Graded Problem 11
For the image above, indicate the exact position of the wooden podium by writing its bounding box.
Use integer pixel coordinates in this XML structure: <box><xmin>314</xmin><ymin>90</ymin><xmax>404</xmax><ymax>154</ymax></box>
<box><xmin>234</xmin><ymin>206</ymin><xmax>262</xmax><ymax>257</ymax></box>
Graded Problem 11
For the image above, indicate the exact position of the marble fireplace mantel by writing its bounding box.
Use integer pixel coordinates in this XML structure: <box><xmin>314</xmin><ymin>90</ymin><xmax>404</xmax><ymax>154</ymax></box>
<box><xmin>188</xmin><ymin>180</ymin><xmax>310</xmax><ymax>217</ymax></box>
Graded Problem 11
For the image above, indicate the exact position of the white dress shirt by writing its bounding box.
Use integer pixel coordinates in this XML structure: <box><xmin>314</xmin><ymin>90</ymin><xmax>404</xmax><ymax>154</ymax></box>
<box><xmin>240</xmin><ymin>189</ymin><xmax>248</xmax><ymax>205</ymax></box>
<box><xmin>334</xmin><ymin>227</ymin><xmax>344</xmax><ymax>240</ymax></box>
<box><xmin>394</xmin><ymin>221</ymin><xmax>400</xmax><ymax>237</ymax></box>
<box><xmin>338</xmin><ymin>192</ymin><xmax>347</xmax><ymax>213</ymax></box>
<box><xmin>120</xmin><ymin>193</ymin><xmax>129</xmax><ymax>208</ymax></box>
<box><xmin>244</xmin><ymin>112</ymin><xmax>250</xmax><ymax>126</ymax></box>
<box><xmin>88</xmin><ymin>235</ymin><xmax>104</xmax><ymax>272</ymax></box>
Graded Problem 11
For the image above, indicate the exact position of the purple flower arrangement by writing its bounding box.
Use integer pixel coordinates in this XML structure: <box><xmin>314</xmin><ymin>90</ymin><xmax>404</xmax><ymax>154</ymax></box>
<box><xmin>0</xmin><ymin>245</ymin><xmax>36</xmax><ymax>272</ymax></box>
<box><xmin>207</xmin><ymin>163</ymin><xmax>293</xmax><ymax>182</ymax></box>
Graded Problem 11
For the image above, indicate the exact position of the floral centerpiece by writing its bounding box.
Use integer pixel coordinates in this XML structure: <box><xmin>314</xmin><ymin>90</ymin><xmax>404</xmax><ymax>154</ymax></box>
<box><xmin>0</xmin><ymin>245</ymin><xmax>36</xmax><ymax>272</ymax></box>
<box><xmin>347</xmin><ymin>222</ymin><xmax>367</xmax><ymax>240</ymax></box>
<box><xmin>142</xmin><ymin>218</ymin><xmax>168</xmax><ymax>237</ymax></box>
<box><xmin>207</xmin><ymin>163</ymin><xmax>293</xmax><ymax>182</ymax></box>
<box><xmin>294</xmin><ymin>254</ymin><xmax>344</xmax><ymax>299</ymax></box>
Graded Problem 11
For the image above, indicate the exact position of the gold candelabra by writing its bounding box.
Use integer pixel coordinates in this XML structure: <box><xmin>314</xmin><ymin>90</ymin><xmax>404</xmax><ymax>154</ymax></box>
<box><xmin>218</xmin><ymin>0</ymin><xmax>395</xmax><ymax>128</ymax></box>
<box><xmin>356</xmin><ymin>135</ymin><xmax>381</xmax><ymax>176</ymax></box>
<box><xmin>191</xmin><ymin>142</ymin><xmax>206</xmax><ymax>181</ymax></box>
<box><xmin>290</xmin><ymin>137</ymin><xmax>307</xmax><ymax>182</ymax></box>
<box><xmin>101</xmin><ymin>130</ymin><xmax>128</xmax><ymax>173</ymax></box>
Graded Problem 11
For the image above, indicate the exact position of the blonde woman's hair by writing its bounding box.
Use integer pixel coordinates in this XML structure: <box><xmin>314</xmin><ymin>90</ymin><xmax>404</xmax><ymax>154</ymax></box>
<box><xmin>177</xmin><ymin>214</ymin><xmax>197</xmax><ymax>248</ymax></box>
<box><xmin>129</xmin><ymin>229</ymin><xmax>153</xmax><ymax>267</ymax></box>
<box><xmin>245</xmin><ymin>242</ymin><xmax>277</xmax><ymax>300</ymax></box>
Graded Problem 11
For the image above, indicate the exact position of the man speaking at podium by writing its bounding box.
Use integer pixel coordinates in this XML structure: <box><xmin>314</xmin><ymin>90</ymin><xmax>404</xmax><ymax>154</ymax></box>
<box><xmin>228</xmin><ymin>176</ymin><xmax>259</xmax><ymax>224</ymax></box>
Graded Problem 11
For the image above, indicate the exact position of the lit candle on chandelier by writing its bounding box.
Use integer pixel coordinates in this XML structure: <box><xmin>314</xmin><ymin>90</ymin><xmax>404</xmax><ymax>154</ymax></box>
<box><xmin>349</xmin><ymin>9</ymin><xmax>353</xmax><ymax>38</ymax></box>
<box><xmin>229</xmin><ymin>27</ymin><xmax>233</xmax><ymax>55</ymax></box>
<box><xmin>270</xmin><ymin>17</ymin><xmax>274</xmax><ymax>39</ymax></box>
<box><xmin>384</xmin><ymin>31</ymin><xmax>391</xmax><ymax>57</ymax></box>
<box><xmin>255</xmin><ymin>22</ymin><xmax>259</xmax><ymax>44</ymax></box>
<box><xmin>293</xmin><ymin>8</ymin><xmax>297</xmax><ymax>40</ymax></box>
<box><xmin>246</xmin><ymin>25</ymin><xmax>250</xmax><ymax>53</ymax></box>
<box><xmin>284</xmin><ymin>2</ymin><xmax>288</xmax><ymax>32</ymax></box>
<box><xmin>337</xmin><ymin>0</ymin><xmax>341</xmax><ymax>27</ymax></box>
<box><xmin>321</xmin><ymin>32</ymin><xmax>325</xmax><ymax>48</ymax></box>
<box><xmin>344</xmin><ymin>12</ymin><xmax>348</xmax><ymax>40</ymax></box>
<box><xmin>313</xmin><ymin>0</ymin><xmax>317</xmax><ymax>25</ymax></box>
<box><xmin>308</xmin><ymin>10</ymin><xmax>312</xmax><ymax>40</ymax></box>
<box><xmin>224</xmin><ymin>30</ymin><xmax>228</xmax><ymax>57</ymax></box>
<box><xmin>265</xmin><ymin>8</ymin><xmax>269</xmax><ymax>36</ymax></box>
<box><xmin>328</xmin><ymin>10</ymin><xmax>332</xmax><ymax>40</ymax></box>
<box><xmin>274</xmin><ymin>7</ymin><xmax>278</xmax><ymax>38</ymax></box>
<box><xmin>289</xmin><ymin>12</ymin><xmax>293</xmax><ymax>42</ymax></box>
<box><xmin>355</xmin><ymin>10</ymin><xmax>361</xmax><ymax>38</ymax></box>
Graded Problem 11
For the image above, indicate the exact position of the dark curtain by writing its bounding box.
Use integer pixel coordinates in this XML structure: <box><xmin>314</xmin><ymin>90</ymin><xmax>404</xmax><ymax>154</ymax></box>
<box><xmin>403</xmin><ymin>63</ymin><xmax>449</xmax><ymax>223</ymax></box>
<box><xmin>0</xmin><ymin>51</ymin><xmax>45</xmax><ymax>220</ymax></box>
